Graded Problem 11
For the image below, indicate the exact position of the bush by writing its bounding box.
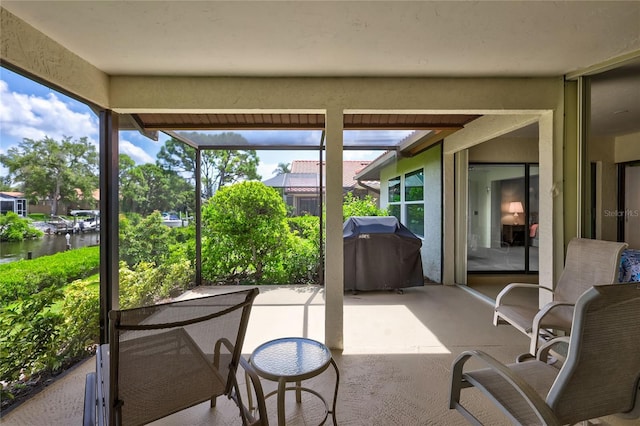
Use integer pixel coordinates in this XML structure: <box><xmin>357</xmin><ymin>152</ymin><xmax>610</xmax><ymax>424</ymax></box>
<box><xmin>287</xmin><ymin>215</ymin><xmax>320</xmax><ymax>248</ymax></box>
<box><xmin>202</xmin><ymin>181</ymin><xmax>291</xmax><ymax>284</ymax></box>
<box><xmin>0</xmin><ymin>212</ymin><xmax>43</xmax><ymax>242</ymax></box>
<box><xmin>282</xmin><ymin>233</ymin><xmax>320</xmax><ymax>284</ymax></box>
<box><xmin>342</xmin><ymin>192</ymin><xmax>387</xmax><ymax>220</ymax></box>
<box><xmin>0</xmin><ymin>246</ymin><xmax>100</xmax><ymax>305</ymax></box>
<box><xmin>119</xmin><ymin>260</ymin><xmax>194</xmax><ymax>309</ymax></box>
<box><xmin>0</xmin><ymin>286</ymin><xmax>64</xmax><ymax>383</ymax></box>
<box><xmin>58</xmin><ymin>278</ymin><xmax>100</xmax><ymax>361</ymax></box>
<box><xmin>120</xmin><ymin>212</ymin><xmax>174</xmax><ymax>267</ymax></box>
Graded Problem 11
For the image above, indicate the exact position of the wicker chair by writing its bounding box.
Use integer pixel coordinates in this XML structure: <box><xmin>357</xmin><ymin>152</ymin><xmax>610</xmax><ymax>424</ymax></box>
<box><xmin>493</xmin><ymin>238</ymin><xmax>627</xmax><ymax>354</ymax></box>
<box><xmin>451</xmin><ymin>283</ymin><xmax>640</xmax><ymax>425</ymax></box>
<box><xmin>83</xmin><ymin>287</ymin><xmax>268</xmax><ymax>426</ymax></box>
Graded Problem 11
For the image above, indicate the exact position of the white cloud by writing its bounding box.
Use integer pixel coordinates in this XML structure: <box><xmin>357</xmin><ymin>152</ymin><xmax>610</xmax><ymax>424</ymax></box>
<box><xmin>0</xmin><ymin>80</ymin><xmax>98</xmax><ymax>144</ymax></box>
<box><xmin>120</xmin><ymin>139</ymin><xmax>155</xmax><ymax>164</ymax></box>
<box><xmin>257</xmin><ymin>162</ymin><xmax>276</xmax><ymax>180</ymax></box>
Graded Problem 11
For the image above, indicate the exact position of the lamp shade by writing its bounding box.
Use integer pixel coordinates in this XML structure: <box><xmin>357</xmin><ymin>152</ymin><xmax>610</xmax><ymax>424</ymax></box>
<box><xmin>509</xmin><ymin>202</ymin><xmax>524</xmax><ymax>214</ymax></box>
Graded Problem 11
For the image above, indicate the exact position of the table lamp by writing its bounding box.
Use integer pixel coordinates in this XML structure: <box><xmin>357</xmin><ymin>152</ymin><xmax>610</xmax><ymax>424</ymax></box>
<box><xmin>509</xmin><ymin>201</ymin><xmax>524</xmax><ymax>225</ymax></box>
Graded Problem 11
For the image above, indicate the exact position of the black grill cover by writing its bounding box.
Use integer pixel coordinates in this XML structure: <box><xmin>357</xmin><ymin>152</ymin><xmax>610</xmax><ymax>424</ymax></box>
<box><xmin>343</xmin><ymin>216</ymin><xmax>424</xmax><ymax>292</ymax></box>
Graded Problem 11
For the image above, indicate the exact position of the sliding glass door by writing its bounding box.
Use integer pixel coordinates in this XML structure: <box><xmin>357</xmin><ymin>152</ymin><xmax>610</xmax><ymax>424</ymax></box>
<box><xmin>467</xmin><ymin>163</ymin><xmax>539</xmax><ymax>273</ymax></box>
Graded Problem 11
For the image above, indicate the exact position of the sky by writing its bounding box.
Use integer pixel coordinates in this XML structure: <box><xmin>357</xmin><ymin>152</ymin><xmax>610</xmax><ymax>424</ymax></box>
<box><xmin>0</xmin><ymin>67</ymin><xmax>411</xmax><ymax>181</ymax></box>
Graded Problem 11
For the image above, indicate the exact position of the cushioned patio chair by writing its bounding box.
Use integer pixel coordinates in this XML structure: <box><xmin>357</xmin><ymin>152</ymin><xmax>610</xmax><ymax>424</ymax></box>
<box><xmin>451</xmin><ymin>283</ymin><xmax>640</xmax><ymax>425</ymax></box>
<box><xmin>493</xmin><ymin>238</ymin><xmax>627</xmax><ymax>354</ymax></box>
<box><xmin>83</xmin><ymin>287</ymin><xmax>268</xmax><ymax>426</ymax></box>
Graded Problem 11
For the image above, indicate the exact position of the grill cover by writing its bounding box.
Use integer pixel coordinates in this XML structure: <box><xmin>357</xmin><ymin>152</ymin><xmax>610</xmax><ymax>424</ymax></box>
<box><xmin>343</xmin><ymin>216</ymin><xmax>424</xmax><ymax>292</ymax></box>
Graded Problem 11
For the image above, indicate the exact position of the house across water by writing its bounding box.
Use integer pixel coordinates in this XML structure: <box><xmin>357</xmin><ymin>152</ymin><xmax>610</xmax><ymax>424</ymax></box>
<box><xmin>0</xmin><ymin>192</ymin><xmax>27</xmax><ymax>217</ymax></box>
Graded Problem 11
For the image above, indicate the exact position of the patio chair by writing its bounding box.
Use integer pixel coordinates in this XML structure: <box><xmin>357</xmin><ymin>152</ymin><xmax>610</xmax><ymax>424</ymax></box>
<box><xmin>83</xmin><ymin>287</ymin><xmax>269</xmax><ymax>426</ymax></box>
<box><xmin>493</xmin><ymin>237</ymin><xmax>627</xmax><ymax>354</ymax></box>
<box><xmin>451</xmin><ymin>283</ymin><xmax>640</xmax><ymax>425</ymax></box>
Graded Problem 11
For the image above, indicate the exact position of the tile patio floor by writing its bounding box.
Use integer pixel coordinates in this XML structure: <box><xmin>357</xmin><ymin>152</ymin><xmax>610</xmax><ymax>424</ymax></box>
<box><xmin>2</xmin><ymin>285</ymin><xmax>635</xmax><ymax>425</ymax></box>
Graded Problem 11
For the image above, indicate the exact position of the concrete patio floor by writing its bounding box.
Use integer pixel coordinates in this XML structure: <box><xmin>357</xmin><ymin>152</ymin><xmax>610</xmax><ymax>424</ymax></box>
<box><xmin>2</xmin><ymin>284</ymin><xmax>636</xmax><ymax>425</ymax></box>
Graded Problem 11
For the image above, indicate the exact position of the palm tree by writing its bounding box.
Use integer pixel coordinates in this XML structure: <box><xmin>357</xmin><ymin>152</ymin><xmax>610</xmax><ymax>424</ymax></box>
<box><xmin>273</xmin><ymin>162</ymin><xmax>291</xmax><ymax>175</ymax></box>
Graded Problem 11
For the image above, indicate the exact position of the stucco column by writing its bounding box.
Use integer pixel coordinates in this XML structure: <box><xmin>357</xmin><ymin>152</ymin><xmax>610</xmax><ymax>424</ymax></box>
<box><xmin>454</xmin><ymin>150</ymin><xmax>469</xmax><ymax>284</ymax></box>
<box><xmin>442</xmin><ymin>152</ymin><xmax>456</xmax><ymax>285</ymax></box>
<box><xmin>539</xmin><ymin>111</ymin><xmax>558</xmax><ymax>306</ymax></box>
<box><xmin>324</xmin><ymin>108</ymin><xmax>344</xmax><ymax>350</ymax></box>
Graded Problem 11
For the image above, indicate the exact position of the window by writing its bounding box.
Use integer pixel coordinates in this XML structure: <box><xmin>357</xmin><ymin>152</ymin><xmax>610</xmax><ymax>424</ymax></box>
<box><xmin>387</xmin><ymin>169</ymin><xmax>424</xmax><ymax>237</ymax></box>
<box><xmin>298</xmin><ymin>197</ymin><xmax>319</xmax><ymax>216</ymax></box>
<box><xmin>388</xmin><ymin>176</ymin><xmax>401</xmax><ymax>202</ymax></box>
<box><xmin>16</xmin><ymin>199</ymin><xmax>27</xmax><ymax>217</ymax></box>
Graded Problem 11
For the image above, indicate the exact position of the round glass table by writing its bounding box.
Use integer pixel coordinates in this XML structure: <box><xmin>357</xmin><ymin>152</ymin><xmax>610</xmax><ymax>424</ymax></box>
<box><xmin>249</xmin><ymin>337</ymin><xmax>339</xmax><ymax>425</ymax></box>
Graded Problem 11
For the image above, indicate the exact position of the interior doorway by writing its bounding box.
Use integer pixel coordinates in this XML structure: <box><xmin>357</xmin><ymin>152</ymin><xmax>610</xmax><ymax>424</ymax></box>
<box><xmin>620</xmin><ymin>162</ymin><xmax>640</xmax><ymax>248</ymax></box>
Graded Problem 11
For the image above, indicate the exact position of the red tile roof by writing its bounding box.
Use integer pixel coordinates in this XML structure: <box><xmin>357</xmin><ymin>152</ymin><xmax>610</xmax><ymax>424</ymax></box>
<box><xmin>290</xmin><ymin>160</ymin><xmax>372</xmax><ymax>188</ymax></box>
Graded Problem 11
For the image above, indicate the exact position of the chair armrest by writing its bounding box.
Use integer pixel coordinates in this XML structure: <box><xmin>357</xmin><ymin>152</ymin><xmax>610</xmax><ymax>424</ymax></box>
<box><xmin>83</xmin><ymin>372</ymin><xmax>96</xmax><ymax>426</ymax></box>
<box><xmin>450</xmin><ymin>350</ymin><xmax>560</xmax><ymax>426</ymax></box>
<box><xmin>237</xmin><ymin>356</ymin><xmax>269</xmax><ymax>426</ymax></box>
<box><xmin>495</xmin><ymin>283</ymin><xmax>553</xmax><ymax>308</ymax></box>
<box><xmin>214</xmin><ymin>339</ymin><xmax>268</xmax><ymax>425</ymax></box>
<box><xmin>536</xmin><ymin>336</ymin><xmax>570</xmax><ymax>363</ymax></box>
<box><xmin>529</xmin><ymin>302</ymin><xmax>575</xmax><ymax>354</ymax></box>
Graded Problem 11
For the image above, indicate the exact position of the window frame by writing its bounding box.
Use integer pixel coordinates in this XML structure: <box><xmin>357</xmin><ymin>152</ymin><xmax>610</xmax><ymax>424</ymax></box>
<box><xmin>387</xmin><ymin>168</ymin><xmax>425</xmax><ymax>238</ymax></box>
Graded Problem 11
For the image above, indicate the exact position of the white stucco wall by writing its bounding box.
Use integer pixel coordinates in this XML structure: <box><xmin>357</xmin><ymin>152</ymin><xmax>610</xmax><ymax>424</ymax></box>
<box><xmin>0</xmin><ymin>8</ymin><xmax>109</xmax><ymax>107</ymax></box>
<box><xmin>380</xmin><ymin>143</ymin><xmax>442</xmax><ymax>283</ymax></box>
<box><xmin>615</xmin><ymin>131</ymin><xmax>640</xmax><ymax>163</ymax></box>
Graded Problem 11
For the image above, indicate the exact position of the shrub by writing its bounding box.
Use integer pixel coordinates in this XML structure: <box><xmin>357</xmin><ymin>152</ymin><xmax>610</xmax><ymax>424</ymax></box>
<box><xmin>58</xmin><ymin>278</ymin><xmax>100</xmax><ymax>361</ymax></box>
<box><xmin>0</xmin><ymin>246</ymin><xmax>100</xmax><ymax>305</ymax></box>
<box><xmin>119</xmin><ymin>260</ymin><xmax>194</xmax><ymax>309</ymax></box>
<box><xmin>120</xmin><ymin>211</ymin><xmax>175</xmax><ymax>267</ymax></box>
<box><xmin>0</xmin><ymin>212</ymin><xmax>43</xmax><ymax>242</ymax></box>
<box><xmin>202</xmin><ymin>181</ymin><xmax>291</xmax><ymax>284</ymax></box>
<box><xmin>342</xmin><ymin>192</ymin><xmax>387</xmax><ymax>220</ymax></box>
<box><xmin>0</xmin><ymin>286</ymin><xmax>64</xmax><ymax>383</ymax></box>
<box><xmin>287</xmin><ymin>215</ymin><xmax>320</xmax><ymax>248</ymax></box>
<box><xmin>282</xmin><ymin>233</ymin><xmax>320</xmax><ymax>284</ymax></box>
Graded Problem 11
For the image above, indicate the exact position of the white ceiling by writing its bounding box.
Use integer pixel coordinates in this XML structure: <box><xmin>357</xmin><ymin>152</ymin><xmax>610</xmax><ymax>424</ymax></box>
<box><xmin>2</xmin><ymin>1</ymin><xmax>639</xmax><ymax>138</ymax></box>
<box><xmin>3</xmin><ymin>1</ymin><xmax>639</xmax><ymax>78</ymax></box>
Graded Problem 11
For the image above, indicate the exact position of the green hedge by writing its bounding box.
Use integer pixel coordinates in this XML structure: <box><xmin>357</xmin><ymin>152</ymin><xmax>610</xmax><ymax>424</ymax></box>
<box><xmin>0</xmin><ymin>246</ymin><xmax>100</xmax><ymax>305</ymax></box>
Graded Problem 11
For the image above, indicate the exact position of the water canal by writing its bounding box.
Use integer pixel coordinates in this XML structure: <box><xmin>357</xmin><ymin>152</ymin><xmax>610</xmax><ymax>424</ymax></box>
<box><xmin>0</xmin><ymin>231</ymin><xmax>99</xmax><ymax>264</ymax></box>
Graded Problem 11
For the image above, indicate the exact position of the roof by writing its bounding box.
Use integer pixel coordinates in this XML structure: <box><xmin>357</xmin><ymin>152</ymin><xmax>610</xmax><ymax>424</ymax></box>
<box><xmin>73</xmin><ymin>188</ymin><xmax>100</xmax><ymax>200</ymax></box>
<box><xmin>0</xmin><ymin>191</ymin><xmax>24</xmax><ymax>199</ymax></box>
<box><xmin>263</xmin><ymin>160</ymin><xmax>377</xmax><ymax>193</ymax></box>
<box><xmin>291</xmin><ymin>160</ymin><xmax>372</xmax><ymax>188</ymax></box>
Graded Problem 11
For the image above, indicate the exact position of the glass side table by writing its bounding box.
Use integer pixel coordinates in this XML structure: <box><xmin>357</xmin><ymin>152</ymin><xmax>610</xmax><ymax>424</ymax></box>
<box><xmin>248</xmin><ymin>337</ymin><xmax>339</xmax><ymax>425</ymax></box>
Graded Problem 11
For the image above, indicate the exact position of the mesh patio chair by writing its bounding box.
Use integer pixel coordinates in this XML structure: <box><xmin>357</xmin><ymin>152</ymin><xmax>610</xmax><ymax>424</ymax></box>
<box><xmin>83</xmin><ymin>287</ymin><xmax>268</xmax><ymax>426</ymax></box>
<box><xmin>493</xmin><ymin>238</ymin><xmax>627</xmax><ymax>354</ymax></box>
<box><xmin>451</xmin><ymin>283</ymin><xmax>640</xmax><ymax>425</ymax></box>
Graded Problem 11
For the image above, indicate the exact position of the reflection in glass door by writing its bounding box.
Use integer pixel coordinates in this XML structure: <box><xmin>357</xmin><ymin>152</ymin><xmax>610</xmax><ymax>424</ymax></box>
<box><xmin>467</xmin><ymin>164</ymin><xmax>539</xmax><ymax>272</ymax></box>
<box><xmin>528</xmin><ymin>166</ymin><xmax>539</xmax><ymax>271</ymax></box>
<box><xmin>622</xmin><ymin>163</ymin><xmax>640</xmax><ymax>248</ymax></box>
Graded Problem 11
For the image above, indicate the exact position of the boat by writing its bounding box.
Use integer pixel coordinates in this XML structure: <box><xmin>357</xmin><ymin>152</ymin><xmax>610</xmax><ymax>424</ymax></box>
<box><xmin>70</xmin><ymin>210</ymin><xmax>100</xmax><ymax>232</ymax></box>
<box><xmin>161</xmin><ymin>212</ymin><xmax>185</xmax><ymax>228</ymax></box>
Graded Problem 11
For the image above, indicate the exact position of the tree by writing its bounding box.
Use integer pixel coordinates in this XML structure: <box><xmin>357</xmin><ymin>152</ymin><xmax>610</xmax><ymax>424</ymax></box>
<box><xmin>0</xmin><ymin>136</ymin><xmax>98</xmax><ymax>215</ymax></box>
<box><xmin>119</xmin><ymin>154</ymin><xmax>151</xmax><ymax>214</ymax></box>
<box><xmin>119</xmin><ymin>212</ymin><xmax>173</xmax><ymax>267</ymax></box>
<box><xmin>0</xmin><ymin>176</ymin><xmax>13</xmax><ymax>192</ymax></box>
<box><xmin>273</xmin><ymin>162</ymin><xmax>291</xmax><ymax>175</ymax></box>
<box><xmin>156</xmin><ymin>132</ymin><xmax>261</xmax><ymax>199</ymax></box>
<box><xmin>119</xmin><ymin>162</ymin><xmax>193</xmax><ymax>215</ymax></box>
